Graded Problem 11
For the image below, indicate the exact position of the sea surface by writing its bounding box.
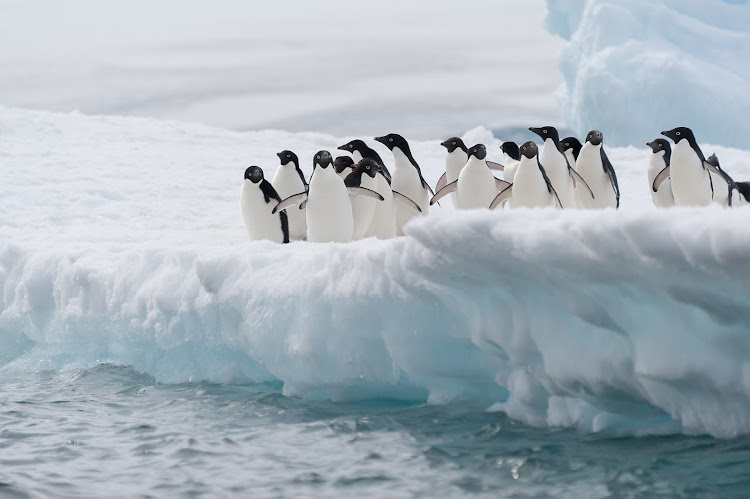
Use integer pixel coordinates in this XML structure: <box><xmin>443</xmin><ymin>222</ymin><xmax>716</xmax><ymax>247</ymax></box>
<box><xmin>2</xmin><ymin>364</ymin><xmax>749</xmax><ymax>498</ymax></box>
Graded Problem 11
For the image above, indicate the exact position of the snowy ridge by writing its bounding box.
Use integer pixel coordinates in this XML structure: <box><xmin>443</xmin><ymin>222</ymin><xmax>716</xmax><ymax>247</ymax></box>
<box><xmin>3</xmin><ymin>209</ymin><xmax>750</xmax><ymax>438</ymax></box>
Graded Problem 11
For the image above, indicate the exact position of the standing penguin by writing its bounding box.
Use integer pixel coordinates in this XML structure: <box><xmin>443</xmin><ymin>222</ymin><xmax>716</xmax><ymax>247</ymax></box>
<box><xmin>345</xmin><ymin>159</ymin><xmax>380</xmax><ymax>240</ymax></box>
<box><xmin>337</xmin><ymin>139</ymin><xmax>391</xmax><ymax>183</ymax></box>
<box><xmin>274</xmin><ymin>151</ymin><xmax>383</xmax><ymax>243</ymax></box>
<box><xmin>240</xmin><ymin>166</ymin><xmax>289</xmax><ymax>243</ymax></box>
<box><xmin>501</xmin><ymin>141</ymin><xmax>521</xmax><ymax>183</ymax></box>
<box><xmin>529</xmin><ymin>126</ymin><xmax>592</xmax><ymax>208</ymax></box>
<box><xmin>374</xmin><ymin>133</ymin><xmax>432</xmax><ymax>236</ymax></box>
<box><xmin>272</xmin><ymin>150</ymin><xmax>307</xmax><ymax>241</ymax></box>
<box><xmin>430</xmin><ymin>144</ymin><xmax>510</xmax><ymax>209</ymax></box>
<box><xmin>574</xmin><ymin>130</ymin><xmax>619</xmax><ymax>209</ymax></box>
<box><xmin>659</xmin><ymin>127</ymin><xmax>728</xmax><ymax>207</ymax></box>
<box><xmin>706</xmin><ymin>153</ymin><xmax>742</xmax><ymax>206</ymax></box>
<box><xmin>490</xmin><ymin>141</ymin><xmax>561</xmax><ymax>210</ymax></box>
<box><xmin>646</xmin><ymin>139</ymin><xmax>675</xmax><ymax>208</ymax></box>
<box><xmin>434</xmin><ymin>137</ymin><xmax>469</xmax><ymax>207</ymax></box>
<box><xmin>561</xmin><ymin>137</ymin><xmax>583</xmax><ymax>169</ymax></box>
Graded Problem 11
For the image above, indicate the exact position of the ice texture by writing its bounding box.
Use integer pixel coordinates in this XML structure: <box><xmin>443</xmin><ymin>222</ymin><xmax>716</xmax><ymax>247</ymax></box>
<box><xmin>545</xmin><ymin>0</ymin><xmax>750</xmax><ymax>148</ymax></box>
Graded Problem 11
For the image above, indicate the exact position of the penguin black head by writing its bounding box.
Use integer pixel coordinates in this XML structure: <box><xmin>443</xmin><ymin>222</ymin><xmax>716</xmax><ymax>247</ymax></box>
<box><xmin>707</xmin><ymin>153</ymin><xmax>720</xmax><ymax>168</ymax></box>
<box><xmin>661</xmin><ymin>126</ymin><xmax>695</xmax><ymax>144</ymax></box>
<box><xmin>519</xmin><ymin>141</ymin><xmax>538</xmax><ymax>159</ymax></box>
<box><xmin>529</xmin><ymin>126</ymin><xmax>560</xmax><ymax>145</ymax></box>
<box><xmin>244</xmin><ymin>165</ymin><xmax>264</xmax><ymax>184</ymax></box>
<box><xmin>585</xmin><ymin>130</ymin><xmax>603</xmax><ymax>146</ymax></box>
<box><xmin>276</xmin><ymin>150</ymin><xmax>298</xmax><ymax>167</ymax></box>
<box><xmin>334</xmin><ymin>155</ymin><xmax>355</xmax><ymax>174</ymax></box>
<box><xmin>313</xmin><ymin>150</ymin><xmax>333</xmax><ymax>169</ymax></box>
<box><xmin>561</xmin><ymin>137</ymin><xmax>582</xmax><ymax>159</ymax></box>
<box><xmin>440</xmin><ymin>137</ymin><xmax>468</xmax><ymax>154</ymax></box>
<box><xmin>646</xmin><ymin>138</ymin><xmax>671</xmax><ymax>154</ymax></box>
<box><xmin>468</xmin><ymin>143</ymin><xmax>487</xmax><ymax>160</ymax></box>
<box><xmin>355</xmin><ymin>158</ymin><xmax>380</xmax><ymax>179</ymax></box>
<box><xmin>501</xmin><ymin>141</ymin><xmax>520</xmax><ymax>161</ymax></box>
<box><xmin>374</xmin><ymin>133</ymin><xmax>409</xmax><ymax>152</ymax></box>
<box><xmin>337</xmin><ymin>139</ymin><xmax>367</xmax><ymax>154</ymax></box>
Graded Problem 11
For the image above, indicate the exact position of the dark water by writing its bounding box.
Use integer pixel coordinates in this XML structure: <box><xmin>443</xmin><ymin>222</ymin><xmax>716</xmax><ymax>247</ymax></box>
<box><xmin>1</xmin><ymin>365</ymin><xmax>749</xmax><ymax>498</ymax></box>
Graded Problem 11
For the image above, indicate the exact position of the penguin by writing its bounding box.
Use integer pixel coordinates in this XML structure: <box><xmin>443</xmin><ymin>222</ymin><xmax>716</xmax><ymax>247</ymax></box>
<box><xmin>705</xmin><ymin>153</ymin><xmax>741</xmax><ymax>207</ymax></box>
<box><xmin>273</xmin><ymin>151</ymin><xmax>383</xmax><ymax>243</ymax></box>
<box><xmin>374</xmin><ymin>133</ymin><xmax>432</xmax><ymax>236</ymax></box>
<box><xmin>646</xmin><ymin>139</ymin><xmax>675</xmax><ymax>208</ymax></box>
<box><xmin>240</xmin><ymin>166</ymin><xmax>289</xmax><ymax>244</ymax></box>
<box><xmin>659</xmin><ymin>127</ymin><xmax>729</xmax><ymax>207</ymax></box>
<box><xmin>271</xmin><ymin>150</ymin><xmax>307</xmax><ymax>241</ymax></box>
<box><xmin>430</xmin><ymin>144</ymin><xmax>510</xmax><ymax>209</ymax></box>
<box><xmin>501</xmin><ymin>141</ymin><xmax>521</xmax><ymax>183</ymax></box>
<box><xmin>434</xmin><ymin>137</ymin><xmax>468</xmax><ymax>207</ymax></box>
<box><xmin>561</xmin><ymin>137</ymin><xmax>583</xmax><ymax>169</ymax></box>
<box><xmin>337</xmin><ymin>139</ymin><xmax>391</xmax><ymax>183</ymax></box>
<box><xmin>489</xmin><ymin>141</ymin><xmax>562</xmax><ymax>210</ymax></box>
<box><xmin>344</xmin><ymin>159</ymin><xmax>380</xmax><ymax>240</ymax></box>
<box><xmin>334</xmin><ymin>155</ymin><xmax>355</xmax><ymax>181</ymax></box>
<box><xmin>735</xmin><ymin>181</ymin><xmax>750</xmax><ymax>203</ymax></box>
<box><xmin>573</xmin><ymin>130</ymin><xmax>620</xmax><ymax>209</ymax></box>
<box><xmin>529</xmin><ymin>126</ymin><xmax>593</xmax><ymax>208</ymax></box>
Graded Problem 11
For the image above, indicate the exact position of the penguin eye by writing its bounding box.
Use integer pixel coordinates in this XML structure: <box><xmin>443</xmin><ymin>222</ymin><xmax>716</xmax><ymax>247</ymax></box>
<box><xmin>451</xmin><ymin>141</ymin><xmax>455</xmax><ymax>145</ymax></box>
<box><xmin>349</xmin><ymin>145</ymin><xmax>353</xmax><ymax>149</ymax></box>
<box><xmin>286</xmin><ymin>154</ymin><xmax>290</xmax><ymax>158</ymax></box>
<box><xmin>676</xmin><ymin>131</ymin><xmax>681</xmax><ymax>136</ymax></box>
<box><xmin>316</xmin><ymin>155</ymin><xmax>320</xmax><ymax>159</ymax></box>
<box><xmin>389</xmin><ymin>138</ymin><xmax>393</xmax><ymax>142</ymax></box>
<box><xmin>366</xmin><ymin>166</ymin><xmax>370</xmax><ymax>170</ymax></box>
<box><xmin>543</xmin><ymin>129</ymin><xmax>548</xmax><ymax>134</ymax></box>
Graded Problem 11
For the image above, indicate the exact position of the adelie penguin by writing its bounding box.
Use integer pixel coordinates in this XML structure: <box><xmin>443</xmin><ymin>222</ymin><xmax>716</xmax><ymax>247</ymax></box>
<box><xmin>646</xmin><ymin>139</ymin><xmax>675</xmax><ymax>208</ymax></box>
<box><xmin>430</xmin><ymin>144</ymin><xmax>510</xmax><ymax>210</ymax></box>
<box><xmin>273</xmin><ymin>151</ymin><xmax>383</xmax><ymax>243</ymax></box>
<box><xmin>573</xmin><ymin>130</ymin><xmax>619</xmax><ymax>209</ymax></box>
<box><xmin>374</xmin><ymin>133</ymin><xmax>432</xmax><ymax>236</ymax></box>
<box><xmin>529</xmin><ymin>126</ymin><xmax>593</xmax><ymax>208</ymax></box>
<box><xmin>240</xmin><ymin>166</ymin><xmax>289</xmax><ymax>244</ymax></box>
<box><xmin>705</xmin><ymin>153</ymin><xmax>742</xmax><ymax>207</ymax></box>
<box><xmin>272</xmin><ymin>150</ymin><xmax>307</xmax><ymax>241</ymax></box>
<box><xmin>659</xmin><ymin>127</ymin><xmax>735</xmax><ymax>207</ymax></box>
<box><xmin>333</xmin><ymin>155</ymin><xmax>355</xmax><ymax>181</ymax></box>
<box><xmin>345</xmin><ymin>158</ymin><xmax>380</xmax><ymax>240</ymax></box>
<box><xmin>337</xmin><ymin>139</ymin><xmax>391</xmax><ymax>184</ymax></box>
<box><xmin>561</xmin><ymin>137</ymin><xmax>582</xmax><ymax>169</ymax></box>
<box><xmin>489</xmin><ymin>141</ymin><xmax>562</xmax><ymax>210</ymax></box>
<box><xmin>501</xmin><ymin>141</ymin><xmax>521</xmax><ymax>183</ymax></box>
<box><xmin>435</xmin><ymin>137</ymin><xmax>468</xmax><ymax>207</ymax></box>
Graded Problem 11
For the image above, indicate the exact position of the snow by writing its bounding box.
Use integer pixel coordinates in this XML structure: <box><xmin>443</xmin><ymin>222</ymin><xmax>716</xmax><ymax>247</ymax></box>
<box><xmin>2</xmin><ymin>107</ymin><xmax>750</xmax><ymax>439</ymax></box>
<box><xmin>545</xmin><ymin>0</ymin><xmax>750</xmax><ymax>147</ymax></box>
<box><xmin>0</xmin><ymin>0</ymin><xmax>563</xmax><ymax>139</ymax></box>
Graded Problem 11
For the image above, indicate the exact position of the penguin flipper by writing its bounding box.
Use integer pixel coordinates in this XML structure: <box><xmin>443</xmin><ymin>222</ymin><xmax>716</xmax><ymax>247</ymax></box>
<box><xmin>435</xmin><ymin>172</ymin><xmax>448</xmax><ymax>194</ymax></box>
<box><xmin>273</xmin><ymin>191</ymin><xmax>308</xmax><ymax>214</ymax></box>
<box><xmin>487</xmin><ymin>161</ymin><xmax>505</xmax><ymax>172</ymax></box>
<box><xmin>652</xmin><ymin>165</ymin><xmax>670</xmax><ymax>192</ymax></box>
<box><xmin>601</xmin><ymin>147</ymin><xmax>620</xmax><ymax>208</ymax></box>
<box><xmin>489</xmin><ymin>185</ymin><xmax>513</xmax><ymax>210</ymax></box>
<box><xmin>550</xmin><ymin>184</ymin><xmax>564</xmax><ymax>209</ymax></box>
<box><xmin>569</xmin><ymin>167</ymin><xmax>595</xmax><ymax>199</ymax></box>
<box><xmin>494</xmin><ymin>177</ymin><xmax>512</xmax><ymax>191</ymax></box>
<box><xmin>430</xmin><ymin>180</ymin><xmax>457</xmax><ymax>205</ymax></box>
<box><xmin>347</xmin><ymin>186</ymin><xmax>385</xmax><ymax>201</ymax></box>
<box><xmin>392</xmin><ymin>190</ymin><xmax>423</xmax><ymax>213</ymax></box>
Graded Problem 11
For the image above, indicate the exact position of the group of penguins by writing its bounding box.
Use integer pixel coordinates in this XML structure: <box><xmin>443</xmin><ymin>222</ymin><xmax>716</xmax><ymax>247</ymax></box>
<box><xmin>240</xmin><ymin>126</ymin><xmax>750</xmax><ymax>244</ymax></box>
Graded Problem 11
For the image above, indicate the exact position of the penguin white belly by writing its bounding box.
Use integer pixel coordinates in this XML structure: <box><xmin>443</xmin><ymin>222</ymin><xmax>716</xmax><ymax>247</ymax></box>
<box><xmin>272</xmin><ymin>166</ymin><xmax>306</xmax><ymax>240</ymax></box>
<box><xmin>709</xmin><ymin>172</ymin><xmax>730</xmax><ymax>207</ymax></box>
<box><xmin>363</xmin><ymin>175</ymin><xmax>396</xmax><ymax>239</ymax></box>
<box><xmin>565</xmin><ymin>151</ymin><xmax>577</xmax><ymax>170</ymax></box>
<box><xmin>670</xmin><ymin>141</ymin><xmax>712</xmax><ymax>206</ymax></box>
<box><xmin>511</xmin><ymin>160</ymin><xmax>554</xmax><ymax>209</ymax></box>
<box><xmin>503</xmin><ymin>159</ymin><xmax>519</xmax><ymax>183</ymax></box>
<box><xmin>457</xmin><ymin>161</ymin><xmax>496</xmax><ymax>209</ymax></box>
<box><xmin>306</xmin><ymin>169</ymin><xmax>354</xmax><ymax>243</ymax></box>
<box><xmin>240</xmin><ymin>181</ymin><xmax>285</xmax><ymax>243</ymax></box>
<box><xmin>540</xmin><ymin>139</ymin><xmax>575</xmax><ymax>208</ymax></box>
<box><xmin>391</xmin><ymin>151</ymin><xmax>429</xmax><ymax>236</ymax></box>
<box><xmin>647</xmin><ymin>154</ymin><xmax>675</xmax><ymax>208</ymax></box>
<box><xmin>574</xmin><ymin>145</ymin><xmax>616</xmax><ymax>209</ymax></box>
<box><xmin>350</xmin><ymin>174</ymin><xmax>378</xmax><ymax>239</ymax></box>
<box><xmin>445</xmin><ymin>150</ymin><xmax>466</xmax><ymax>206</ymax></box>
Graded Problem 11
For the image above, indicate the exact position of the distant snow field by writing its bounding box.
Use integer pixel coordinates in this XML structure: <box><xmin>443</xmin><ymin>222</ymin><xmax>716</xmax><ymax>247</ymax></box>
<box><xmin>2</xmin><ymin>107</ymin><xmax>750</xmax><ymax>438</ymax></box>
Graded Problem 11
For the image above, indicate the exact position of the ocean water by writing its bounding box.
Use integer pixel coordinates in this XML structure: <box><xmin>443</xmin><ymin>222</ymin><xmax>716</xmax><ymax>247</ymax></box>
<box><xmin>2</xmin><ymin>364</ymin><xmax>749</xmax><ymax>498</ymax></box>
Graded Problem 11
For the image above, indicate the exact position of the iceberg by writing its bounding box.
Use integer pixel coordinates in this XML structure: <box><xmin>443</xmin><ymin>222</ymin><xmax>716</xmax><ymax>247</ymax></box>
<box><xmin>545</xmin><ymin>0</ymin><xmax>750</xmax><ymax>148</ymax></box>
<box><xmin>1</xmin><ymin>107</ymin><xmax>750</xmax><ymax>439</ymax></box>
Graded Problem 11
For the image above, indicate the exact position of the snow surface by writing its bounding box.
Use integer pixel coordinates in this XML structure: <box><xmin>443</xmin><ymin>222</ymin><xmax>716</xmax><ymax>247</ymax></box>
<box><xmin>2</xmin><ymin>107</ymin><xmax>750</xmax><ymax>439</ymax></box>
<box><xmin>0</xmin><ymin>0</ymin><xmax>563</xmax><ymax>139</ymax></box>
<box><xmin>545</xmin><ymin>0</ymin><xmax>750</xmax><ymax>148</ymax></box>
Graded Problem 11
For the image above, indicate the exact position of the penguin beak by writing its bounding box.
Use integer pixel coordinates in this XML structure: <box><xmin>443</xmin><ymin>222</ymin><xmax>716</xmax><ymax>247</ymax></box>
<box><xmin>373</xmin><ymin>136</ymin><xmax>385</xmax><ymax>144</ymax></box>
<box><xmin>440</xmin><ymin>140</ymin><xmax>448</xmax><ymax>148</ymax></box>
<box><xmin>276</xmin><ymin>152</ymin><xmax>283</xmax><ymax>159</ymax></box>
<box><xmin>336</xmin><ymin>144</ymin><xmax>347</xmax><ymax>151</ymax></box>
